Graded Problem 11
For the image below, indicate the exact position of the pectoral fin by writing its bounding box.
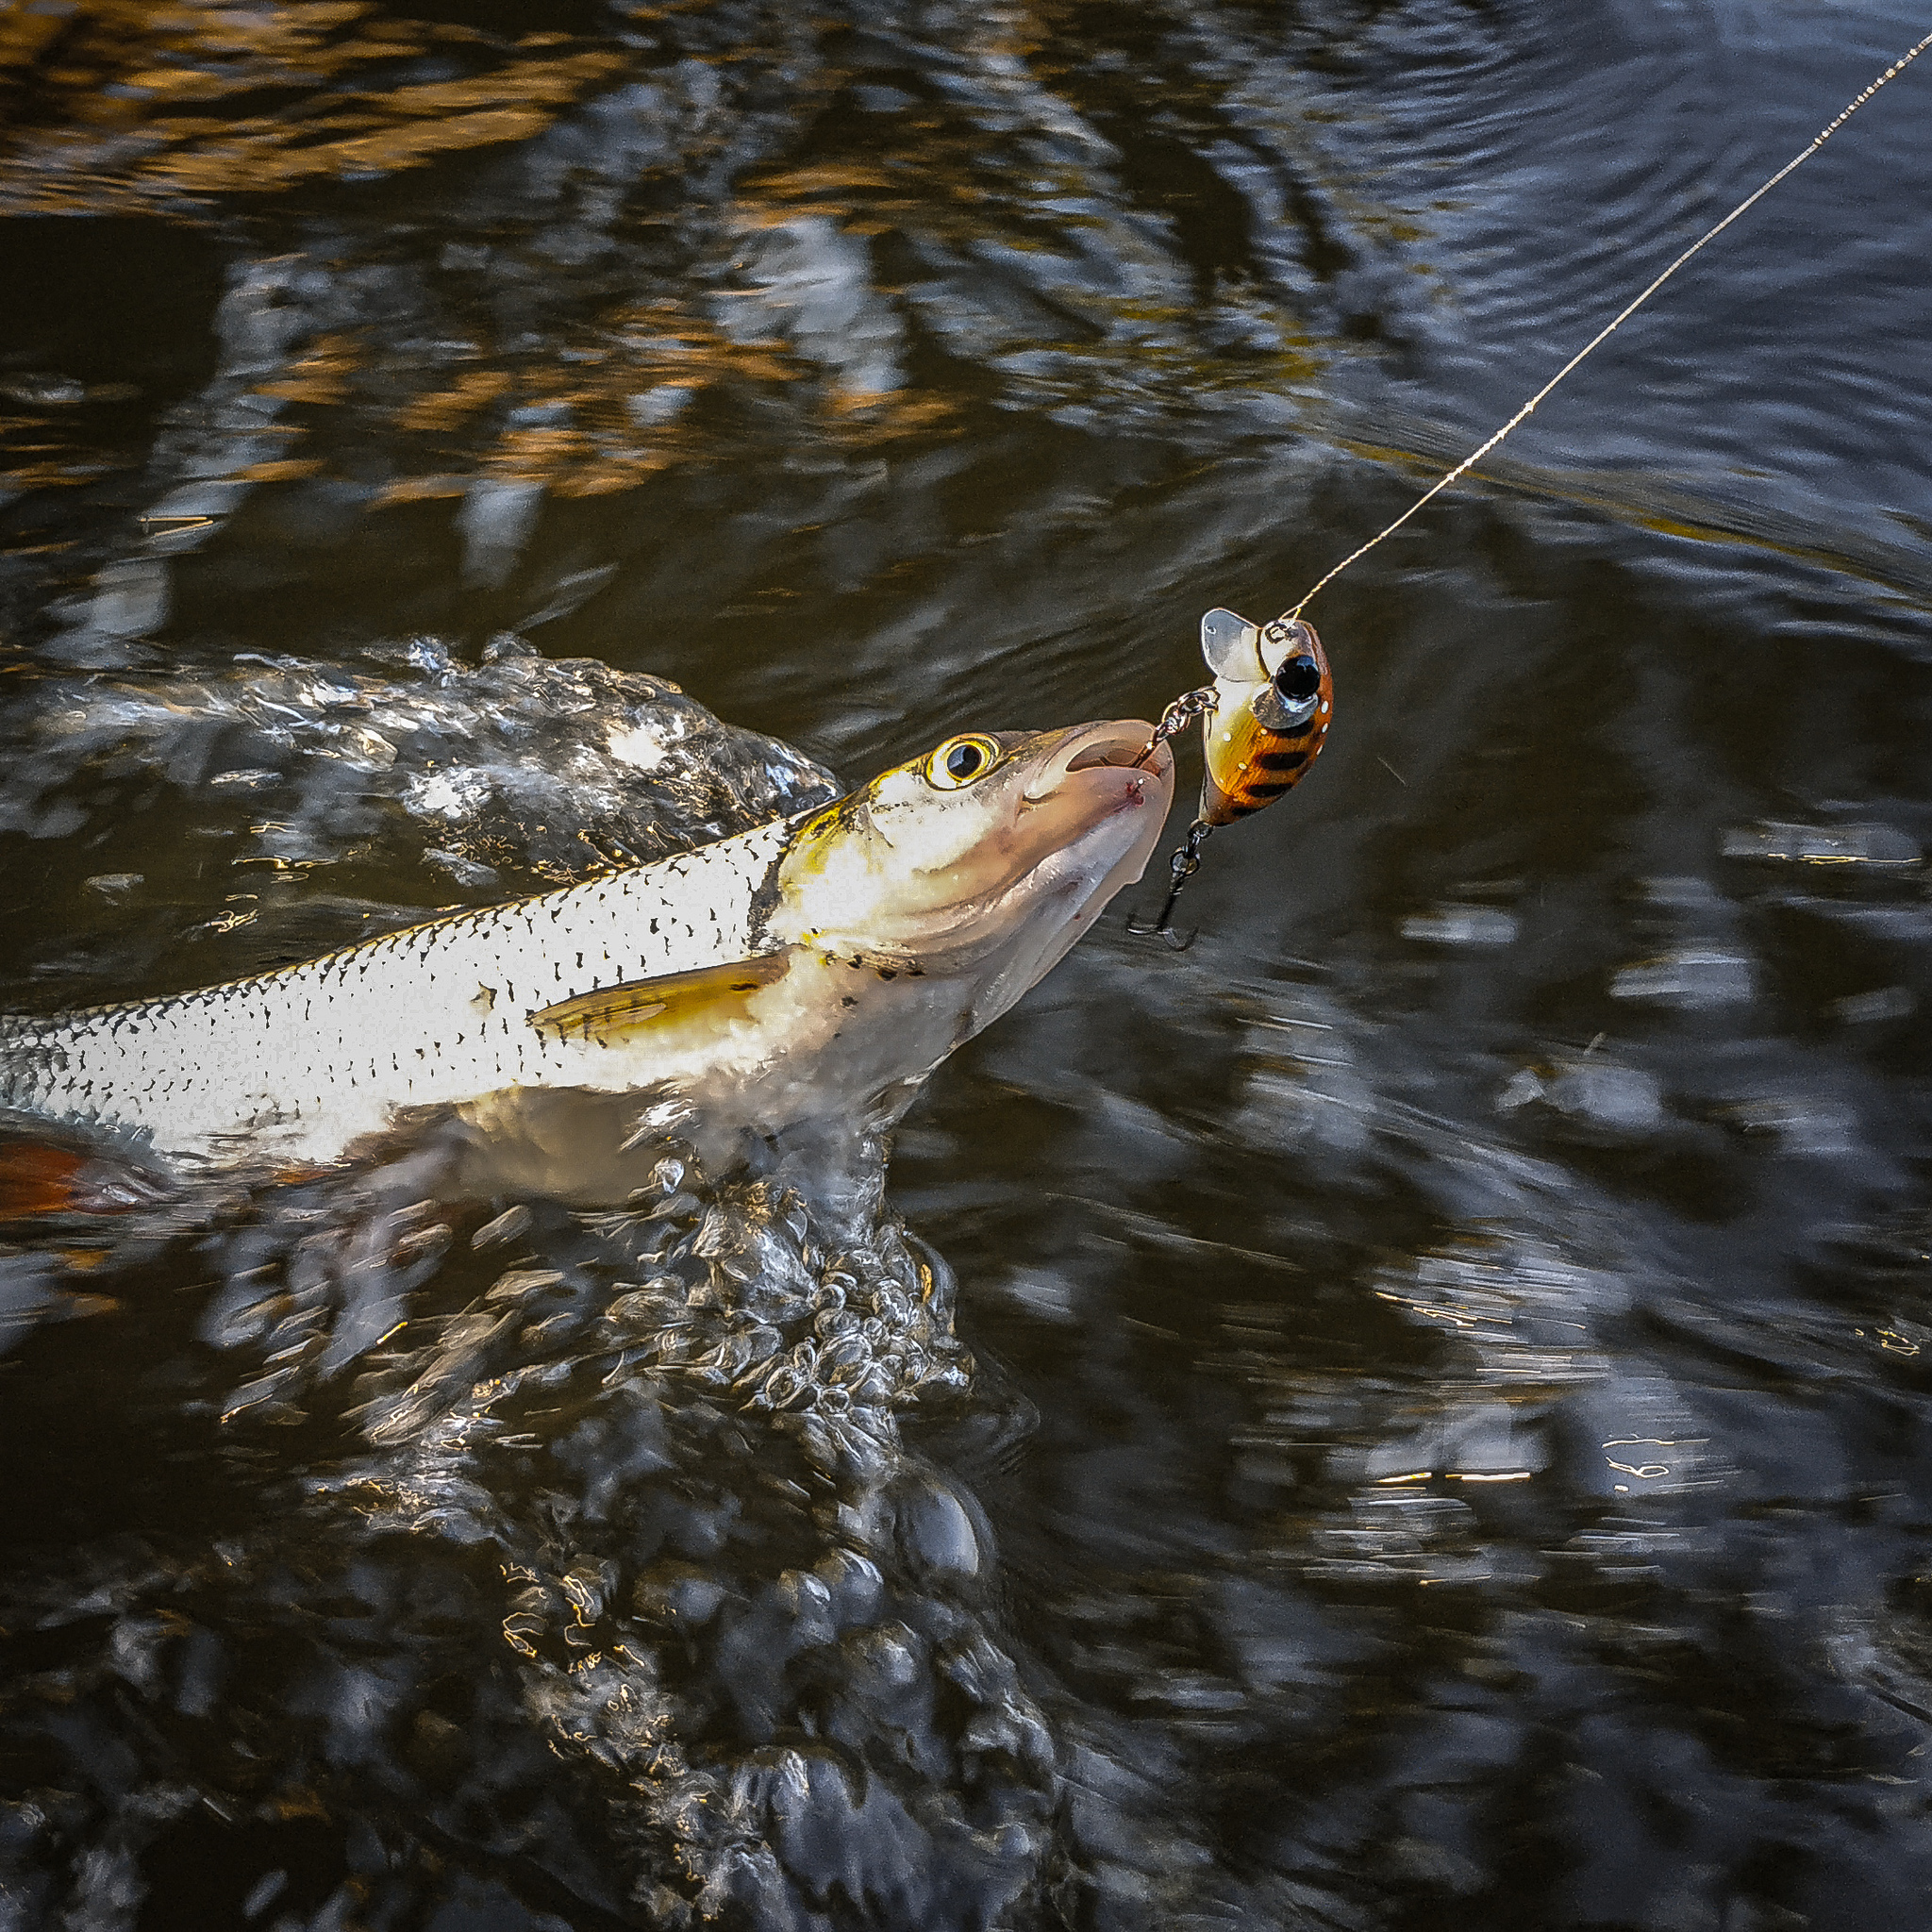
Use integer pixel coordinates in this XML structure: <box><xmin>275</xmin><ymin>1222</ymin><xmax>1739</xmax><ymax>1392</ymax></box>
<box><xmin>529</xmin><ymin>953</ymin><xmax>791</xmax><ymax>1045</ymax></box>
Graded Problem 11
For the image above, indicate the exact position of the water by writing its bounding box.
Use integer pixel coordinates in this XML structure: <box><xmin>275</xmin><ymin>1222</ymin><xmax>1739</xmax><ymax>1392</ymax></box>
<box><xmin>4</xmin><ymin>3</ymin><xmax>1931</xmax><ymax>1926</ymax></box>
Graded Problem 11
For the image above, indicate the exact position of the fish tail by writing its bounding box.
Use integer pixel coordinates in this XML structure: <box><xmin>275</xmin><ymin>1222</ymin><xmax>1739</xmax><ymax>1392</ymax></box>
<box><xmin>0</xmin><ymin>1132</ymin><xmax>175</xmax><ymax>1222</ymax></box>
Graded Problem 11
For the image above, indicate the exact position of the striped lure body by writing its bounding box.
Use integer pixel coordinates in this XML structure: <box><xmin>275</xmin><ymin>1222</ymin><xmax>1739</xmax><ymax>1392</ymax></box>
<box><xmin>1195</xmin><ymin>610</ymin><xmax>1333</xmax><ymax>825</ymax></box>
<box><xmin>1</xmin><ymin>721</ymin><xmax>1174</xmax><ymax>1194</ymax></box>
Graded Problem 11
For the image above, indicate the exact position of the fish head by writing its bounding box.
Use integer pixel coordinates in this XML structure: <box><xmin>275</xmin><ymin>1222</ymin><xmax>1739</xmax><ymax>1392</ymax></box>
<box><xmin>773</xmin><ymin>721</ymin><xmax>1175</xmax><ymax>988</ymax></box>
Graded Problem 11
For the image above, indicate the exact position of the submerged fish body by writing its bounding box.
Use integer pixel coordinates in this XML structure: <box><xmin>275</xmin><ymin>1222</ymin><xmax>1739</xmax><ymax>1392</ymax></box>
<box><xmin>1</xmin><ymin>721</ymin><xmax>1174</xmax><ymax>1195</ymax></box>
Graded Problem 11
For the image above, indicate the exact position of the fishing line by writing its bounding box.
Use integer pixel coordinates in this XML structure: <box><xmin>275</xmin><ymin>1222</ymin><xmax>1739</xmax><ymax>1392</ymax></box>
<box><xmin>1287</xmin><ymin>26</ymin><xmax>1932</xmax><ymax>618</ymax></box>
<box><xmin>1131</xmin><ymin>28</ymin><xmax>1928</xmax><ymax>948</ymax></box>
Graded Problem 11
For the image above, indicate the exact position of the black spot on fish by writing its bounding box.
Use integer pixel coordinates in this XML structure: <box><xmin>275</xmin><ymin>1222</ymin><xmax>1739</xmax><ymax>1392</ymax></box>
<box><xmin>877</xmin><ymin>968</ymin><xmax>897</xmax><ymax>980</ymax></box>
<box><xmin>841</xmin><ymin>996</ymin><xmax>857</xmax><ymax>1008</ymax></box>
<box><xmin>1255</xmin><ymin>750</ymin><xmax>1308</xmax><ymax>773</ymax></box>
<box><xmin>1245</xmin><ymin>780</ymin><xmax>1294</xmax><ymax>800</ymax></box>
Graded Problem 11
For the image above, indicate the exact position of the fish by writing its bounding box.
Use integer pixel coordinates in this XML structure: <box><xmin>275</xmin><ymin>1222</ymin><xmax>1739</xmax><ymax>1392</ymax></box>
<box><xmin>1194</xmin><ymin>608</ymin><xmax>1333</xmax><ymax>824</ymax></box>
<box><xmin>0</xmin><ymin>721</ymin><xmax>1174</xmax><ymax>1205</ymax></box>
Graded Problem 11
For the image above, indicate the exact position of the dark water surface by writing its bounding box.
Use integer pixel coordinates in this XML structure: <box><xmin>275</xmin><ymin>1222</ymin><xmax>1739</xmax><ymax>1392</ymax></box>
<box><xmin>5</xmin><ymin>3</ymin><xmax>1932</xmax><ymax>1927</ymax></box>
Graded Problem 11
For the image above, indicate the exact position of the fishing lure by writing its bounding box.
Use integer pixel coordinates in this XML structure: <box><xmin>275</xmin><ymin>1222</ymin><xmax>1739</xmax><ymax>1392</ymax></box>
<box><xmin>1128</xmin><ymin>607</ymin><xmax>1332</xmax><ymax>947</ymax></box>
<box><xmin>1197</xmin><ymin>608</ymin><xmax>1333</xmax><ymax>824</ymax></box>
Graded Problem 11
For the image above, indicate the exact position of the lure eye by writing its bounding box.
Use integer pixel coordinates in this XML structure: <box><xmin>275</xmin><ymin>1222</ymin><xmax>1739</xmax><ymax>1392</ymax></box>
<box><xmin>925</xmin><ymin>734</ymin><xmax>1000</xmax><ymax>790</ymax></box>
<box><xmin>1274</xmin><ymin>656</ymin><xmax>1322</xmax><ymax>705</ymax></box>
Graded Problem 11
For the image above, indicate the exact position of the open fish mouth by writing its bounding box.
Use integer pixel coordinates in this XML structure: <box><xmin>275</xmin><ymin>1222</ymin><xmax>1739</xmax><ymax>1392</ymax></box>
<box><xmin>1066</xmin><ymin>729</ymin><xmax>1167</xmax><ymax>776</ymax></box>
<box><xmin>1024</xmin><ymin>722</ymin><xmax>1173</xmax><ymax>803</ymax></box>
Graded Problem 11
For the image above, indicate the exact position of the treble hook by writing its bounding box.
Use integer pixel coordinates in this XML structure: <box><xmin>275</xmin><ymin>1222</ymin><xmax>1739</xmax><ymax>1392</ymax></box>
<box><xmin>1126</xmin><ymin>684</ymin><xmax>1220</xmax><ymax>947</ymax></box>
<box><xmin>1126</xmin><ymin>819</ymin><xmax>1214</xmax><ymax>950</ymax></box>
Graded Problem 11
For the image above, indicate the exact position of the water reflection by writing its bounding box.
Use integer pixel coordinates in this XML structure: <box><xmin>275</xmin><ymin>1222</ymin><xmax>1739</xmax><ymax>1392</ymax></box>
<box><xmin>7</xmin><ymin>0</ymin><xmax>1932</xmax><ymax>1927</ymax></box>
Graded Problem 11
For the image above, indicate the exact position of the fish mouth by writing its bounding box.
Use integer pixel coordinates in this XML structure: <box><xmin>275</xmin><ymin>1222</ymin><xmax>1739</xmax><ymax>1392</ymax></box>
<box><xmin>1024</xmin><ymin>722</ymin><xmax>1174</xmax><ymax>807</ymax></box>
<box><xmin>777</xmin><ymin>720</ymin><xmax>1176</xmax><ymax>974</ymax></box>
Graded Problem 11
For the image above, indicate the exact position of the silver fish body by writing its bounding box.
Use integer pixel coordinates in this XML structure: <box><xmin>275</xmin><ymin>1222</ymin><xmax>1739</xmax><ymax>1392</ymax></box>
<box><xmin>2</xmin><ymin>721</ymin><xmax>1174</xmax><ymax>1195</ymax></box>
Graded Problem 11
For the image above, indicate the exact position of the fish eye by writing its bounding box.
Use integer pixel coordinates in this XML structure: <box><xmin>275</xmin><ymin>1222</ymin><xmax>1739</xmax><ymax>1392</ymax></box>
<box><xmin>925</xmin><ymin>735</ymin><xmax>1000</xmax><ymax>790</ymax></box>
<box><xmin>1273</xmin><ymin>656</ymin><xmax>1322</xmax><ymax>704</ymax></box>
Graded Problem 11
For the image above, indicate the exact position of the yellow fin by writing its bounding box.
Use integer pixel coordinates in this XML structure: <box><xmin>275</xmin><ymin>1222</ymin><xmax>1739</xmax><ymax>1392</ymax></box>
<box><xmin>529</xmin><ymin>953</ymin><xmax>791</xmax><ymax>1044</ymax></box>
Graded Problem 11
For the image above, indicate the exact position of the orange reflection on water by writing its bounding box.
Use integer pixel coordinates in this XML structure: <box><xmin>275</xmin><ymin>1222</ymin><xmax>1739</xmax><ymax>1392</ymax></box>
<box><xmin>1</xmin><ymin>4</ymin><xmax>623</xmax><ymax>214</ymax></box>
